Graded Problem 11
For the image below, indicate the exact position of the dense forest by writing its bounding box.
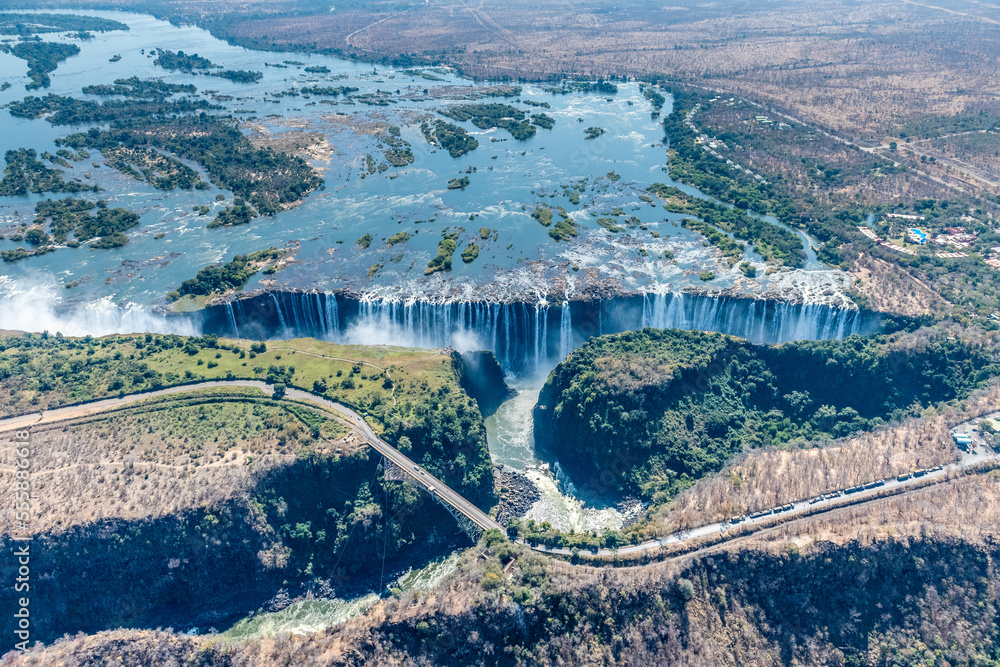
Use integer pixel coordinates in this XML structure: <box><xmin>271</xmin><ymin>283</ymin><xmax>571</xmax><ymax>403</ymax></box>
<box><xmin>81</xmin><ymin>76</ymin><xmax>197</xmax><ymax>100</ymax></box>
<box><xmin>212</xmin><ymin>69</ymin><xmax>263</xmax><ymax>83</ymax></box>
<box><xmin>421</xmin><ymin>120</ymin><xmax>479</xmax><ymax>158</ymax></box>
<box><xmin>438</xmin><ymin>103</ymin><xmax>539</xmax><ymax>141</ymax></box>
<box><xmin>534</xmin><ymin>328</ymin><xmax>1000</xmax><ymax>503</ymax></box>
<box><xmin>58</xmin><ymin>114</ymin><xmax>321</xmax><ymax>220</ymax></box>
<box><xmin>650</xmin><ymin>182</ymin><xmax>804</xmax><ymax>267</ymax></box>
<box><xmin>9</xmin><ymin>93</ymin><xmax>218</xmax><ymax>124</ymax></box>
<box><xmin>0</xmin><ymin>148</ymin><xmax>97</xmax><ymax>196</ymax></box>
<box><xmin>152</xmin><ymin>48</ymin><xmax>215</xmax><ymax>71</ymax></box>
<box><xmin>2</xmin><ymin>198</ymin><xmax>140</xmax><ymax>263</ymax></box>
<box><xmin>0</xmin><ymin>13</ymin><xmax>128</xmax><ymax>36</ymax></box>
<box><xmin>381</xmin><ymin>125</ymin><xmax>415</xmax><ymax>167</ymax></box>
<box><xmin>169</xmin><ymin>248</ymin><xmax>282</xmax><ymax>299</ymax></box>
<box><xmin>663</xmin><ymin>88</ymin><xmax>798</xmax><ymax>221</ymax></box>
<box><xmin>5</xmin><ymin>79</ymin><xmax>319</xmax><ymax>227</ymax></box>
<box><xmin>34</xmin><ymin>197</ymin><xmax>139</xmax><ymax>246</ymax></box>
<box><xmin>1</xmin><ymin>40</ymin><xmax>80</xmax><ymax>89</ymax></box>
<box><xmin>299</xmin><ymin>85</ymin><xmax>359</xmax><ymax>97</ymax></box>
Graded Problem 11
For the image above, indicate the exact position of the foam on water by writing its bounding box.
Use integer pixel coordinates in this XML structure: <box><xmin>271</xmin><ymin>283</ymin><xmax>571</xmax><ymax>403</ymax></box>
<box><xmin>220</xmin><ymin>552</ymin><xmax>462</xmax><ymax>640</ymax></box>
<box><xmin>221</xmin><ymin>290</ymin><xmax>877</xmax><ymax>374</ymax></box>
<box><xmin>485</xmin><ymin>380</ymin><xmax>625</xmax><ymax>533</ymax></box>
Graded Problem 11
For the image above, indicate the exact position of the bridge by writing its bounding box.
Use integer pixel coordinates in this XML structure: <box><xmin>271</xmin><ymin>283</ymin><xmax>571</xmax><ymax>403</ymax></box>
<box><xmin>6</xmin><ymin>380</ymin><xmax>993</xmax><ymax>560</ymax></box>
<box><xmin>282</xmin><ymin>386</ymin><xmax>505</xmax><ymax>540</ymax></box>
<box><xmin>0</xmin><ymin>380</ymin><xmax>505</xmax><ymax>540</ymax></box>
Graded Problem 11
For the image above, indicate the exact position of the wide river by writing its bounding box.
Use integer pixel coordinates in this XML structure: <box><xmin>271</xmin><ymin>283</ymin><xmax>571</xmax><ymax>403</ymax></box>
<box><xmin>0</xmin><ymin>9</ymin><xmax>852</xmax><ymax>338</ymax></box>
<box><xmin>0</xmin><ymin>8</ymin><xmax>874</xmax><ymax>636</ymax></box>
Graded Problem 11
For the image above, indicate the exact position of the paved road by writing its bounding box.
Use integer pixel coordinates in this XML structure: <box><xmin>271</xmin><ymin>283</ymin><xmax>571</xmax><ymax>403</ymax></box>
<box><xmin>0</xmin><ymin>380</ymin><xmax>504</xmax><ymax>536</ymax></box>
<box><xmin>0</xmin><ymin>381</ymin><xmax>276</xmax><ymax>433</ymax></box>
<box><xmin>5</xmin><ymin>382</ymin><xmax>995</xmax><ymax>560</ymax></box>
<box><xmin>532</xmin><ymin>431</ymin><xmax>998</xmax><ymax>558</ymax></box>
<box><xmin>282</xmin><ymin>387</ymin><xmax>504</xmax><ymax>534</ymax></box>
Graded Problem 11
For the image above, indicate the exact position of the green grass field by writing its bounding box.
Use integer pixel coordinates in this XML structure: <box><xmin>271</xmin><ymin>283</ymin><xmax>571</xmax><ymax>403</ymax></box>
<box><xmin>0</xmin><ymin>333</ymin><xmax>454</xmax><ymax>428</ymax></box>
<box><xmin>0</xmin><ymin>331</ymin><xmax>495</xmax><ymax>506</ymax></box>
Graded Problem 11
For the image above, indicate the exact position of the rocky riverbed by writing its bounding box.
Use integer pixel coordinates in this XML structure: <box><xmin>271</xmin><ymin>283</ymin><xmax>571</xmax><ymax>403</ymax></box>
<box><xmin>617</xmin><ymin>496</ymin><xmax>647</xmax><ymax>530</ymax></box>
<box><xmin>494</xmin><ymin>464</ymin><xmax>542</xmax><ymax>527</ymax></box>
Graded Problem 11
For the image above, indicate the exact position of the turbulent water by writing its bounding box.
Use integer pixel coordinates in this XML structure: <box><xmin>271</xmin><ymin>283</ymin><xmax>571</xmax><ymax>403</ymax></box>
<box><xmin>0</xmin><ymin>9</ymin><xmax>865</xmax><ymax>338</ymax></box>
<box><xmin>0</xmin><ymin>275</ymin><xmax>199</xmax><ymax>336</ymax></box>
<box><xmin>204</xmin><ymin>290</ymin><xmax>880</xmax><ymax>374</ymax></box>
<box><xmin>486</xmin><ymin>381</ymin><xmax>626</xmax><ymax>533</ymax></box>
<box><xmin>0</xmin><ymin>6</ymin><xmax>887</xmax><ymax>606</ymax></box>
<box><xmin>221</xmin><ymin>552</ymin><xmax>462</xmax><ymax>640</ymax></box>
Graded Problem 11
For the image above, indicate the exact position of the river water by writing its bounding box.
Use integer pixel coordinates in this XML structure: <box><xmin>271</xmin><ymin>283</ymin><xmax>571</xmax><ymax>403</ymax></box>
<box><xmin>0</xmin><ymin>7</ymin><xmax>874</xmax><ymax>633</ymax></box>
<box><xmin>220</xmin><ymin>551</ymin><xmax>462</xmax><ymax>639</ymax></box>
<box><xmin>486</xmin><ymin>378</ymin><xmax>627</xmax><ymax>533</ymax></box>
<box><xmin>0</xmin><ymin>2</ymin><xmax>875</xmax><ymax>550</ymax></box>
<box><xmin>0</xmin><ymin>8</ymin><xmax>855</xmax><ymax>335</ymax></box>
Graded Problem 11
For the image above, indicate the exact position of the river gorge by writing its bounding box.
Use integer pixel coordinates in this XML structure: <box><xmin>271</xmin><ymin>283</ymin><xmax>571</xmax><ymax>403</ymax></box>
<box><xmin>0</xmin><ymin>7</ymin><xmax>891</xmax><ymax>640</ymax></box>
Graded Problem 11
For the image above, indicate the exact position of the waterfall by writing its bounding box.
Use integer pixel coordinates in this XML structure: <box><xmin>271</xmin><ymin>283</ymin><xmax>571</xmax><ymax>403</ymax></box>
<box><xmin>313</xmin><ymin>292</ymin><xmax>325</xmax><ymax>334</ymax></box>
<box><xmin>0</xmin><ymin>276</ymin><xmax>200</xmax><ymax>337</ymax></box>
<box><xmin>225</xmin><ymin>302</ymin><xmax>239</xmax><ymax>339</ymax></box>
<box><xmin>235</xmin><ymin>299</ymin><xmax>249</xmax><ymax>327</ymax></box>
<box><xmin>210</xmin><ymin>291</ymin><xmax>879</xmax><ymax>376</ymax></box>
<box><xmin>324</xmin><ymin>292</ymin><xmax>339</xmax><ymax>338</ymax></box>
<box><xmin>534</xmin><ymin>305</ymin><xmax>543</xmax><ymax>374</ymax></box>
<box><xmin>269</xmin><ymin>293</ymin><xmax>287</xmax><ymax>332</ymax></box>
<box><xmin>552</xmin><ymin>461</ymin><xmax>579</xmax><ymax>498</ymax></box>
<box><xmin>559</xmin><ymin>303</ymin><xmax>572</xmax><ymax>361</ymax></box>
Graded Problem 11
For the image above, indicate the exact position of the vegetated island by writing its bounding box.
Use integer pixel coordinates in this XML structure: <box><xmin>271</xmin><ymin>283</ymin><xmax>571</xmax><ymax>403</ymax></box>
<box><xmin>7</xmin><ymin>93</ymin><xmax>323</xmax><ymax>226</ymax></box>
<box><xmin>2</xmin><ymin>198</ymin><xmax>138</xmax><ymax>263</ymax></box>
<box><xmin>167</xmin><ymin>247</ymin><xmax>289</xmax><ymax>305</ymax></box>
<box><xmin>421</xmin><ymin>120</ymin><xmax>478</xmax><ymax>158</ymax></box>
<box><xmin>1</xmin><ymin>41</ymin><xmax>80</xmax><ymax>90</ymax></box>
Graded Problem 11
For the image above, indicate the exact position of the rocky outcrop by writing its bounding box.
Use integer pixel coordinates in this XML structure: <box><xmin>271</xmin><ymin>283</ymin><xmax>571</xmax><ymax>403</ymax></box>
<box><xmin>493</xmin><ymin>465</ymin><xmax>541</xmax><ymax>527</ymax></box>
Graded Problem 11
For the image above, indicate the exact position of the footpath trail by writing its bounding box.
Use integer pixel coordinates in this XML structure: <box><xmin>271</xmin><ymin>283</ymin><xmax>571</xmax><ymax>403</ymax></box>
<box><xmin>1</xmin><ymin>381</ymin><xmax>995</xmax><ymax>562</ymax></box>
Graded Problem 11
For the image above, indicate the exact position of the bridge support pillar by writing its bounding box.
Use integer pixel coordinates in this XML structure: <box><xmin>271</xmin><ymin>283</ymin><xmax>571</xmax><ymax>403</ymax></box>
<box><xmin>433</xmin><ymin>497</ymin><xmax>484</xmax><ymax>542</ymax></box>
<box><xmin>381</xmin><ymin>458</ymin><xmax>484</xmax><ymax>542</ymax></box>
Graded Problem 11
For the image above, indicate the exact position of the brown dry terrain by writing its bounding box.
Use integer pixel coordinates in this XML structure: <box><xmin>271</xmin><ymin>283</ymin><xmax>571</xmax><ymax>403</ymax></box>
<box><xmin>654</xmin><ymin>414</ymin><xmax>957</xmax><ymax>532</ymax></box>
<box><xmin>847</xmin><ymin>253</ymin><xmax>951</xmax><ymax>317</ymax></box>
<box><xmin>643</xmin><ymin>382</ymin><xmax>1000</xmax><ymax>536</ymax></box>
<box><xmin>242</xmin><ymin>123</ymin><xmax>334</xmax><ymax>164</ymax></box>
<box><xmin>749</xmin><ymin>471</ymin><xmax>1000</xmax><ymax>553</ymax></box>
<box><xmin>12</xmin><ymin>0</ymin><xmax>999</xmax><ymax>137</ymax></box>
<box><xmin>0</xmin><ymin>387</ymin><xmax>352</xmax><ymax>533</ymax></box>
<box><xmin>7</xmin><ymin>470</ymin><xmax>1000</xmax><ymax>666</ymax></box>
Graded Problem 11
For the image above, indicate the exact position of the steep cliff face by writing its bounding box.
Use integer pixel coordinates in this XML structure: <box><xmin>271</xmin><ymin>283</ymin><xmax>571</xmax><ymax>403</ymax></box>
<box><xmin>533</xmin><ymin>327</ymin><xmax>998</xmax><ymax>501</ymax></box>
<box><xmin>7</xmin><ymin>538</ymin><xmax>1000</xmax><ymax>666</ymax></box>
<box><xmin>454</xmin><ymin>350</ymin><xmax>515</xmax><ymax>417</ymax></box>
<box><xmin>0</xmin><ymin>334</ymin><xmax>498</xmax><ymax>643</ymax></box>
<box><xmin>313</xmin><ymin>538</ymin><xmax>1000</xmax><ymax>667</ymax></box>
<box><xmin>0</xmin><ymin>450</ymin><xmax>461</xmax><ymax>643</ymax></box>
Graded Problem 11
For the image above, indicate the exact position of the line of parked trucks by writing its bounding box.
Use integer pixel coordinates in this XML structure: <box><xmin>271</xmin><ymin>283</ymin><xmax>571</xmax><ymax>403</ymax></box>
<box><xmin>726</xmin><ymin>465</ymin><xmax>945</xmax><ymax>525</ymax></box>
